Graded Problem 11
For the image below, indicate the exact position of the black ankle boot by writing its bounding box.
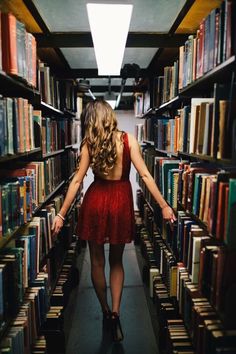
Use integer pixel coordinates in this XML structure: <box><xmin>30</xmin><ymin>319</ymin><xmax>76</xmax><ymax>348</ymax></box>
<box><xmin>111</xmin><ymin>312</ymin><xmax>124</xmax><ymax>342</ymax></box>
<box><xmin>102</xmin><ymin>309</ymin><xmax>111</xmax><ymax>329</ymax></box>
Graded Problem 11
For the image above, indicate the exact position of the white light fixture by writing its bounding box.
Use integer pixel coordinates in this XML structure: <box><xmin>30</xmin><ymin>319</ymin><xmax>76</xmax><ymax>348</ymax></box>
<box><xmin>87</xmin><ymin>3</ymin><xmax>133</xmax><ymax>76</ymax></box>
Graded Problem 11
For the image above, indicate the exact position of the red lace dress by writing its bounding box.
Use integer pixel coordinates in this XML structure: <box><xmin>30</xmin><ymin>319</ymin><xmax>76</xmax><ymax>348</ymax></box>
<box><xmin>77</xmin><ymin>132</ymin><xmax>135</xmax><ymax>244</ymax></box>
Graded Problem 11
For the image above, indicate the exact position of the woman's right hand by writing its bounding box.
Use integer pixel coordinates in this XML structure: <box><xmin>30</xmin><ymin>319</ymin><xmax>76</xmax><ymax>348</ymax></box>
<box><xmin>161</xmin><ymin>205</ymin><xmax>177</xmax><ymax>224</ymax></box>
<box><xmin>51</xmin><ymin>215</ymin><xmax>64</xmax><ymax>237</ymax></box>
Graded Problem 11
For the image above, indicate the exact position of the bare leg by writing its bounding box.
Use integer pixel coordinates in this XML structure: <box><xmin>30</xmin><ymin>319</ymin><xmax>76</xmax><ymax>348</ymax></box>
<box><xmin>109</xmin><ymin>244</ymin><xmax>125</xmax><ymax>314</ymax></box>
<box><xmin>88</xmin><ymin>241</ymin><xmax>110</xmax><ymax>312</ymax></box>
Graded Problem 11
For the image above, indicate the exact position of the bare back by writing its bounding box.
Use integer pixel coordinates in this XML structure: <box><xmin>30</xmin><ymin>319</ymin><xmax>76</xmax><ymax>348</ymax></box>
<box><xmin>96</xmin><ymin>131</ymin><xmax>127</xmax><ymax>181</ymax></box>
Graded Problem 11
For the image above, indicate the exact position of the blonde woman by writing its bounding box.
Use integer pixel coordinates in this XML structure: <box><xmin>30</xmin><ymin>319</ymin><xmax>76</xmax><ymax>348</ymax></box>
<box><xmin>52</xmin><ymin>99</ymin><xmax>176</xmax><ymax>342</ymax></box>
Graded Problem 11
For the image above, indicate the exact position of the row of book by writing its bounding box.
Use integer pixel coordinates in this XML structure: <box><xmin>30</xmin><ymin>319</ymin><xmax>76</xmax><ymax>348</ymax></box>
<box><xmin>0</xmin><ymin>97</ymin><xmax>36</xmax><ymax>157</ymax></box>
<box><xmin>179</xmin><ymin>0</ymin><xmax>236</xmax><ymax>90</ymax></box>
<box><xmin>136</xmin><ymin>197</ymin><xmax>236</xmax><ymax>353</ymax></box>
<box><xmin>38</xmin><ymin>61</ymin><xmax>77</xmax><ymax>113</ymax></box>
<box><xmin>0</xmin><ymin>224</ymin><xmax>79</xmax><ymax>353</ymax></box>
<box><xmin>0</xmin><ymin>149</ymin><xmax>79</xmax><ymax>238</ymax></box>
<box><xmin>144</xmin><ymin>82</ymin><xmax>236</xmax><ymax>160</ymax></box>
<box><xmin>0</xmin><ymin>11</ymin><xmax>37</xmax><ymax>87</ymax></box>
<box><xmin>139</xmin><ymin>149</ymin><xmax>236</xmax><ymax>248</ymax></box>
<box><xmin>38</xmin><ymin>114</ymin><xmax>80</xmax><ymax>155</ymax></box>
<box><xmin>0</xmin><ymin>157</ymin><xmax>63</xmax><ymax>236</ymax></box>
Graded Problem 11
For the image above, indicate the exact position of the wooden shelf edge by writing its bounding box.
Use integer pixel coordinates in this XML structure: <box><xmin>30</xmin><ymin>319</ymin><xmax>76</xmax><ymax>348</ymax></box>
<box><xmin>0</xmin><ymin>148</ymin><xmax>42</xmax><ymax>164</ymax></box>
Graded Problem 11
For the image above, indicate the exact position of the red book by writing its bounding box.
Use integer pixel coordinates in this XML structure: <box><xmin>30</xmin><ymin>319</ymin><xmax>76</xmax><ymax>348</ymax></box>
<box><xmin>1</xmin><ymin>12</ymin><xmax>17</xmax><ymax>75</ymax></box>
<box><xmin>216</xmin><ymin>182</ymin><xmax>228</xmax><ymax>240</ymax></box>
<box><xmin>223</xmin><ymin>185</ymin><xmax>229</xmax><ymax>242</ymax></box>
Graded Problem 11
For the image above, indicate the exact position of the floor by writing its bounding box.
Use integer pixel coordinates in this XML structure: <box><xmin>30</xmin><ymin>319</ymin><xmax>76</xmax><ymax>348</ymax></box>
<box><xmin>64</xmin><ymin>242</ymin><xmax>159</xmax><ymax>354</ymax></box>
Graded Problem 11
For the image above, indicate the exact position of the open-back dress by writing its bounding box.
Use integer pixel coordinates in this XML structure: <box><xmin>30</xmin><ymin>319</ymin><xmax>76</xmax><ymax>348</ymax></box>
<box><xmin>76</xmin><ymin>132</ymin><xmax>135</xmax><ymax>244</ymax></box>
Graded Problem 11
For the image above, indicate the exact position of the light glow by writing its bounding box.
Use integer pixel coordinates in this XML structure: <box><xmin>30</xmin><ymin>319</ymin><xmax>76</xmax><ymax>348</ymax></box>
<box><xmin>87</xmin><ymin>3</ymin><xmax>133</xmax><ymax>76</ymax></box>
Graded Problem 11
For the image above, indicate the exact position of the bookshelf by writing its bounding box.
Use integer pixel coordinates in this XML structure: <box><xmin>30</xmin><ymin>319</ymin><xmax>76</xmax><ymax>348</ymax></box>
<box><xmin>136</xmin><ymin>1</ymin><xmax>236</xmax><ymax>353</ymax></box>
<box><xmin>0</xmin><ymin>11</ymin><xmax>81</xmax><ymax>352</ymax></box>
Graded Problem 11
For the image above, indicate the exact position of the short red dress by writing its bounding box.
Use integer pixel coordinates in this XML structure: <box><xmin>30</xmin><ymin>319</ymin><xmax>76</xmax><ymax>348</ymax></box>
<box><xmin>77</xmin><ymin>132</ymin><xmax>135</xmax><ymax>244</ymax></box>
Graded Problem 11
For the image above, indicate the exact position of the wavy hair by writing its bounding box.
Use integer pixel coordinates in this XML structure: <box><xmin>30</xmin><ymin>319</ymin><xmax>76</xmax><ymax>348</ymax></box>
<box><xmin>79</xmin><ymin>99</ymin><xmax>119</xmax><ymax>175</ymax></box>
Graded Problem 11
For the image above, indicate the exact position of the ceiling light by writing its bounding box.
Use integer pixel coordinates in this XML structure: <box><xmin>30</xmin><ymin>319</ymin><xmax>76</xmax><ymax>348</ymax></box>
<box><xmin>87</xmin><ymin>3</ymin><xmax>133</xmax><ymax>76</ymax></box>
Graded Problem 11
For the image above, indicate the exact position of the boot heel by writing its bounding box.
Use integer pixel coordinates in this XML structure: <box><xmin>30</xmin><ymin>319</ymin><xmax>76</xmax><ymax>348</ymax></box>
<box><xmin>111</xmin><ymin>312</ymin><xmax>124</xmax><ymax>342</ymax></box>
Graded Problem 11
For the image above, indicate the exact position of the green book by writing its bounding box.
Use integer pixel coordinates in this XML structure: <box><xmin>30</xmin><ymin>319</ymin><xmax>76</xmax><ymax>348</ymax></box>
<box><xmin>162</xmin><ymin>160</ymin><xmax>180</xmax><ymax>200</ymax></box>
<box><xmin>226</xmin><ymin>179</ymin><xmax>236</xmax><ymax>249</ymax></box>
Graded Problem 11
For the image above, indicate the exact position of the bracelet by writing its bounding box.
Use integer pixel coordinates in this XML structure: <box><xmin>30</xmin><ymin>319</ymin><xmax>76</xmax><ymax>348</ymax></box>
<box><xmin>57</xmin><ymin>213</ymin><xmax>65</xmax><ymax>222</ymax></box>
<box><xmin>161</xmin><ymin>204</ymin><xmax>169</xmax><ymax>210</ymax></box>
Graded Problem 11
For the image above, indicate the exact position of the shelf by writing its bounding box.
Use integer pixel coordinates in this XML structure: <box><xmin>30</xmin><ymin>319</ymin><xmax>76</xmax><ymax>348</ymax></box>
<box><xmin>39</xmin><ymin>101</ymin><xmax>64</xmax><ymax>117</ymax></box>
<box><xmin>155</xmin><ymin>95</ymin><xmax>190</xmax><ymax>114</ymax></box>
<box><xmin>140</xmin><ymin>108</ymin><xmax>157</xmax><ymax>118</ymax></box>
<box><xmin>180</xmin><ymin>55</ymin><xmax>236</xmax><ymax>95</ymax></box>
<box><xmin>0</xmin><ymin>71</ymin><xmax>40</xmax><ymax>100</ymax></box>
<box><xmin>154</xmin><ymin>149</ymin><xmax>234</xmax><ymax>165</ymax></box>
<box><xmin>64</xmin><ymin>109</ymin><xmax>76</xmax><ymax>118</ymax></box>
<box><xmin>155</xmin><ymin>148</ymin><xmax>178</xmax><ymax>157</ymax></box>
<box><xmin>143</xmin><ymin>140</ymin><xmax>155</xmax><ymax>146</ymax></box>
<box><xmin>41</xmin><ymin>149</ymin><xmax>65</xmax><ymax>159</ymax></box>
<box><xmin>178</xmin><ymin>151</ymin><xmax>233</xmax><ymax>165</ymax></box>
<box><xmin>0</xmin><ymin>148</ymin><xmax>42</xmax><ymax>164</ymax></box>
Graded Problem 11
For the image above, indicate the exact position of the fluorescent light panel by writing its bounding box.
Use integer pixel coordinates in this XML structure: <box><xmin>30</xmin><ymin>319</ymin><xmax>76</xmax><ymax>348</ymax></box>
<box><xmin>87</xmin><ymin>3</ymin><xmax>133</xmax><ymax>76</ymax></box>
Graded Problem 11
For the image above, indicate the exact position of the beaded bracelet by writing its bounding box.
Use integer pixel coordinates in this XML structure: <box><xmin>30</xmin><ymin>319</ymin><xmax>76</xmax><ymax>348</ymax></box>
<box><xmin>57</xmin><ymin>213</ymin><xmax>65</xmax><ymax>222</ymax></box>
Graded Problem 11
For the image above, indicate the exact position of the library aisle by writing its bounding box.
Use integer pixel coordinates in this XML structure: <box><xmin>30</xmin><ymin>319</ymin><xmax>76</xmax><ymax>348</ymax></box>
<box><xmin>64</xmin><ymin>242</ymin><xmax>159</xmax><ymax>354</ymax></box>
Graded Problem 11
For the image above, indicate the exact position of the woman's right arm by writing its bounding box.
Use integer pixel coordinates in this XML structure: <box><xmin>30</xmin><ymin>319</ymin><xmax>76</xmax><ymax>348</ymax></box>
<box><xmin>52</xmin><ymin>143</ymin><xmax>90</xmax><ymax>235</ymax></box>
<box><xmin>129</xmin><ymin>134</ymin><xmax>176</xmax><ymax>223</ymax></box>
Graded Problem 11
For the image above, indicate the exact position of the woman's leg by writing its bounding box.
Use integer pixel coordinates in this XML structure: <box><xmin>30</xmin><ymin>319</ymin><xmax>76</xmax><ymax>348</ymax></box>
<box><xmin>88</xmin><ymin>241</ymin><xmax>109</xmax><ymax>312</ymax></box>
<box><xmin>109</xmin><ymin>244</ymin><xmax>125</xmax><ymax>314</ymax></box>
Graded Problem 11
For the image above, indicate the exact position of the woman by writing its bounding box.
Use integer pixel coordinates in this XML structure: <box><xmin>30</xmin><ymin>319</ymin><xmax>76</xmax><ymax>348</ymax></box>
<box><xmin>52</xmin><ymin>99</ymin><xmax>176</xmax><ymax>342</ymax></box>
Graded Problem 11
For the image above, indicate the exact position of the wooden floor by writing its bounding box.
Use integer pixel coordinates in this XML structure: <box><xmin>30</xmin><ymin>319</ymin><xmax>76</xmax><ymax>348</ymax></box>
<box><xmin>64</xmin><ymin>242</ymin><xmax>159</xmax><ymax>354</ymax></box>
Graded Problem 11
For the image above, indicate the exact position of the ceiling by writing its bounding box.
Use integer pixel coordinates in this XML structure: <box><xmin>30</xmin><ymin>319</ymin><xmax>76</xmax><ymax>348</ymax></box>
<box><xmin>3</xmin><ymin>0</ymin><xmax>223</xmax><ymax>105</ymax></box>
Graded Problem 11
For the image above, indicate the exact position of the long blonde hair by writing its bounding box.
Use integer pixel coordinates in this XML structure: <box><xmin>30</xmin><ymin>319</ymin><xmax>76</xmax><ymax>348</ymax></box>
<box><xmin>79</xmin><ymin>100</ymin><xmax>119</xmax><ymax>175</ymax></box>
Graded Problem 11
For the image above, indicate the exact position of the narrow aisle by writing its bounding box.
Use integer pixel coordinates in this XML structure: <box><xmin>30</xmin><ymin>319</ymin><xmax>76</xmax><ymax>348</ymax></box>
<box><xmin>65</xmin><ymin>242</ymin><xmax>159</xmax><ymax>354</ymax></box>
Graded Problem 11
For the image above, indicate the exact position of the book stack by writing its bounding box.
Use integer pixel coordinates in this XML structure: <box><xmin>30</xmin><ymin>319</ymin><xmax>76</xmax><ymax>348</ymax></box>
<box><xmin>0</xmin><ymin>271</ymin><xmax>49</xmax><ymax>354</ymax></box>
<box><xmin>43</xmin><ymin>241</ymin><xmax>79</xmax><ymax>354</ymax></box>
<box><xmin>1</xmin><ymin>12</ymin><xmax>37</xmax><ymax>86</ymax></box>
<box><xmin>0</xmin><ymin>97</ymin><xmax>36</xmax><ymax>156</ymax></box>
<box><xmin>178</xmin><ymin>0</ymin><xmax>236</xmax><ymax>90</ymax></box>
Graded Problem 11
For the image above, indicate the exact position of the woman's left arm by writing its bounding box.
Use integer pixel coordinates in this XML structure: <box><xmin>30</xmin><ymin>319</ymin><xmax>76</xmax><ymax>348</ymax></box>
<box><xmin>52</xmin><ymin>143</ymin><xmax>90</xmax><ymax>235</ymax></box>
